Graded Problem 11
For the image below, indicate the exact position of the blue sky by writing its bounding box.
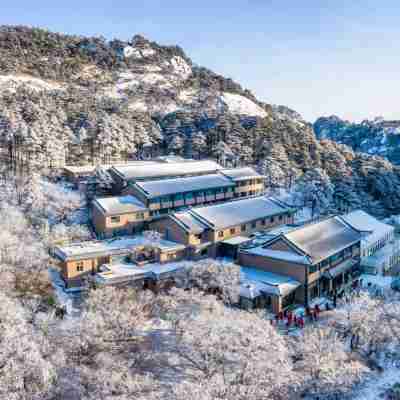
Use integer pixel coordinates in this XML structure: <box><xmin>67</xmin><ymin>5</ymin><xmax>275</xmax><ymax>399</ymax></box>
<box><xmin>2</xmin><ymin>0</ymin><xmax>400</xmax><ymax>122</ymax></box>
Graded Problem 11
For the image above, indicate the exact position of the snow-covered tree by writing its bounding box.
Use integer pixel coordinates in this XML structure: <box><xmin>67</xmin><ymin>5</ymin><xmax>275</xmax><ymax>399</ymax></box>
<box><xmin>292</xmin><ymin>327</ymin><xmax>367</xmax><ymax>398</ymax></box>
<box><xmin>172</xmin><ymin>296</ymin><xmax>294</xmax><ymax>400</ymax></box>
<box><xmin>184</xmin><ymin>259</ymin><xmax>241</xmax><ymax>304</ymax></box>
<box><xmin>0</xmin><ymin>292</ymin><xmax>58</xmax><ymax>400</ymax></box>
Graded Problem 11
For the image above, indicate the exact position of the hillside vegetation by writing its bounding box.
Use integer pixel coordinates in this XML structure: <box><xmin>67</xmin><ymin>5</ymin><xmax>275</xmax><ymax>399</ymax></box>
<box><xmin>0</xmin><ymin>26</ymin><xmax>400</xmax><ymax>216</ymax></box>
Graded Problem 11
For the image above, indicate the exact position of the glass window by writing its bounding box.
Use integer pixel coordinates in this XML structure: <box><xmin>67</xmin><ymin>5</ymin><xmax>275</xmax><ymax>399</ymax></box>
<box><xmin>251</xmin><ymin>222</ymin><xmax>257</xmax><ymax>229</ymax></box>
<box><xmin>261</xmin><ymin>219</ymin><xmax>266</xmax><ymax>226</ymax></box>
<box><xmin>76</xmin><ymin>262</ymin><xmax>84</xmax><ymax>272</ymax></box>
<box><xmin>218</xmin><ymin>231</ymin><xmax>224</xmax><ymax>238</ymax></box>
<box><xmin>230</xmin><ymin>228</ymin><xmax>236</xmax><ymax>235</ymax></box>
<box><xmin>241</xmin><ymin>225</ymin><xmax>246</xmax><ymax>232</ymax></box>
<box><xmin>136</xmin><ymin>212</ymin><xmax>145</xmax><ymax>220</ymax></box>
<box><xmin>270</xmin><ymin>216</ymin><xmax>275</xmax><ymax>223</ymax></box>
<box><xmin>110</xmin><ymin>216</ymin><xmax>120</xmax><ymax>223</ymax></box>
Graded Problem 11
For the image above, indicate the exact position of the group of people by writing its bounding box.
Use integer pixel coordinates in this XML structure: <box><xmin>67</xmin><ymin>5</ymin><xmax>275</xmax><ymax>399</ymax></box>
<box><xmin>272</xmin><ymin>303</ymin><xmax>323</xmax><ymax>329</ymax></box>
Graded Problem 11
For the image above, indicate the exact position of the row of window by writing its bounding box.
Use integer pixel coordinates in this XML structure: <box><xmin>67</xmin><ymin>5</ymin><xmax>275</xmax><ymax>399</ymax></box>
<box><xmin>308</xmin><ymin>244</ymin><xmax>359</xmax><ymax>274</ymax></box>
<box><xmin>150</xmin><ymin>188</ymin><xmax>235</xmax><ymax>204</ymax></box>
<box><xmin>237</xmin><ymin>179</ymin><xmax>263</xmax><ymax>187</ymax></box>
<box><xmin>110</xmin><ymin>212</ymin><xmax>146</xmax><ymax>224</ymax></box>
<box><xmin>217</xmin><ymin>215</ymin><xmax>285</xmax><ymax>238</ymax></box>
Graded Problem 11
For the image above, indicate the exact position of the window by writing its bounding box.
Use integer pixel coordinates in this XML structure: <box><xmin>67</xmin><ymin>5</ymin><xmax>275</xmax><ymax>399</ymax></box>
<box><xmin>230</xmin><ymin>228</ymin><xmax>236</xmax><ymax>235</ymax></box>
<box><xmin>110</xmin><ymin>216</ymin><xmax>121</xmax><ymax>223</ymax></box>
<box><xmin>218</xmin><ymin>231</ymin><xmax>224</xmax><ymax>238</ymax></box>
<box><xmin>136</xmin><ymin>212</ymin><xmax>145</xmax><ymax>220</ymax></box>
<box><xmin>76</xmin><ymin>262</ymin><xmax>84</xmax><ymax>272</ymax></box>
<box><xmin>279</xmin><ymin>215</ymin><xmax>283</xmax><ymax>221</ymax></box>
<box><xmin>241</xmin><ymin>225</ymin><xmax>246</xmax><ymax>232</ymax></box>
<box><xmin>251</xmin><ymin>222</ymin><xmax>257</xmax><ymax>229</ymax></box>
<box><xmin>194</xmin><ymin>234</ymin><xmax>202</xmax><ymax>240</ymax></box>
<box><xmin>309</xmin><ymin>264</ymin><xmax>318</xmax><ymax>274</ymax></box>
<box><xmin>261</xmin><ymin>219</ymin><xmax>266</xmax><ymax>226</ymax></box>
<box><xmin>321</xmin><ymin>258</ymin><xmax>329</xmax><ymax>268</ymax></box>
<box><xmin>270</xmin><ymin>216</ymin><xmax>275</xmax><ymax>223</ymax></box>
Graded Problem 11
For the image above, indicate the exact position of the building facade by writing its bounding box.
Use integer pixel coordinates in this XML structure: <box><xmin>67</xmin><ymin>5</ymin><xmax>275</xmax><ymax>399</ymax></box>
<box><xmin>150</xmin><ymin>196</ymin><xmax>295</xmax><ymax>259</ymax></box>
<box><xmin>238</xmin><ymin>217</ymin><xmax>361</xmax><ymax>313</ymax></box>
<box><xmin>92</xmin><ymin>195</ymin><xmax>150</xmax><ymax>238</ymax></box>
<box><xmin>52</xmin><ymin>236</ymin><xmax>186</xmax><ymax>287</ymax></box>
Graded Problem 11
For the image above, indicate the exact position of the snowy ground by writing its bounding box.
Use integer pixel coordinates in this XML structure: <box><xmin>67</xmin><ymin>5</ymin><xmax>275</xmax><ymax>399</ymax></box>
<box><xmin>48</xmin><ymin>267</ymin><xmax>82</xmax><ymax>317</ymax></box>
<box><xmin>353</xmin><ymin>364</ymin><xmax>400</xmax><ymax>399</ymax></box>
<box><xmin>360</xmin><ymin>273</ymin><xmax>393</xmax><ymax>289</ymax></box>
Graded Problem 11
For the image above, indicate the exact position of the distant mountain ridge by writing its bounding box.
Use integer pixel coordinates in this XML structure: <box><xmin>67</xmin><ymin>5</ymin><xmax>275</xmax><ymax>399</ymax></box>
<box><xmin>314</xmin><ymin>116</ymin><xmax>400</xmax><ymax>164</ymax></box>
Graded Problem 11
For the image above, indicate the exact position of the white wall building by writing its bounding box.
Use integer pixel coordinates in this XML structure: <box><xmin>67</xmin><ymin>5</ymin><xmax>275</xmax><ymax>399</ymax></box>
<box><xmin>338</xmin><ymin>210</ymin><xmax>398</xmax><ymax>274</ymax></box>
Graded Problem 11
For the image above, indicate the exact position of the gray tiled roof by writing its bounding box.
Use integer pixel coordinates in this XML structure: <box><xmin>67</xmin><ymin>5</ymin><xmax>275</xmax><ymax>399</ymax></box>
<box><xmin>283</xmin><ymin>218</ymin><xmax>361</xmax><ymax>264</ymax></box>
<box><xmin>190</xmin><ymin>197</ymin><xmax>290</xmax><ymax>229</ymax></box>
<box><xmin>134</xmin><ymin>173</ymin><xmax>234</xmax><ymax>199</ymax></box>
<box><xmin>172</xmin><ymin>212</ymin><xmax>209</xmax><ymax>234</ymax></box>
<box><xmin>111</xmin><ymin>160</ymin><xmax>222</xmax><ymax>181</ymax></box>
<box><xmin>221</xmin><ymin>167</ymin><xmax>263</xmax><ymax>181</ymax></box>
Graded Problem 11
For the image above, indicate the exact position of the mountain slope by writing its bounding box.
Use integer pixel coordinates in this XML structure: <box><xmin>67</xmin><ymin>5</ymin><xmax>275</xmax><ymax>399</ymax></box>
<box><xmin>1</xmin><ymin>26</ymin><xmax>400</xmax><ymax>217</ymax></box>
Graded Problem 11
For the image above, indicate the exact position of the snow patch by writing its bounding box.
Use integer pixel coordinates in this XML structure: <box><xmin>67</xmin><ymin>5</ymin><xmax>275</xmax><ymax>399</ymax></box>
<box><xmin>178</xmin><ymin>88</ymin><xmax>197</xmax><ymax>103</ymax></box>
<box><xmin>0</xmin><ymin>74</ymin><xmax>64</xmax><ymax>92</ymax></box>
<box><xmin>220</xmin><ymin>92</ymin><xmax>267</xmax><ymax>117</ymax></box>
<box><xmin>141</xmin><ymin>48</ymin><xmax>156</xmax><ymax>57</ymax></box>
<box><xmin>140</xmin><ymin>73</ymin><xmax>172</xmax><ymax>87</ymax></box>
<box><xmin>144</xmin><ymin>64</ymin><xmax>163</xmax><ymax>72</ymax></box>
<box><xmin>128</xmin><ymin>100</ymin><xmax>148</xmax><ymax>112</ymax></box>
<box><xmin>123</xmin><ymin>46</ymin><xmax>156</xmax><ymax>59</ymax></box>
<box><xmin>170</xmin><ymin>56</ymin><xmax>192</xmax><ymax>79</ymax></box>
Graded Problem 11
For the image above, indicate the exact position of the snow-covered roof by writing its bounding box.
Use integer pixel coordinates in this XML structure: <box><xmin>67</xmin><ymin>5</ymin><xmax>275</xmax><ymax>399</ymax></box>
<box><xmin>222</xmin><ymin>236</ymin><xmax>252</xmax><ymax>246</ymax></box>
<box><xmin>338</xmin><ymin>210</ymin><xmax>394</xmax><ymax>246</ymax></box>
<box><xmin>63</xmin><ymin>165</ymin><xmax>97</xmax><ymax>175</ymax></box>
<box><xmin>241</xmin><ymin>246</ymin><xmax>311</xmax><ymax>265</ymax></box>
<box><xmin>282</xmin><ymin>217</ymin><xmax>361</xmax><ymax>264</ymax></box>
<box><xmin>111</xmin><ymin>159</ymin><xmax>223</xmax><ymax>181</ymax></box>
<box><xmin>95</xmin><ymin>261</ymin><xmax>188</xmax><ymax>285</ymax></box>
<box><xmin>133</xmin><ymin>173</ymin><xmax>234</xmax><ymax>199</ymax></box>
<box><xmin>171</xmin><ymin>211</ymin><xmax>209</xmax><ymax>234</ymax></box>
<box><xmin>240</xmin><ymin>266</ymin><xmax>301</xmax><ymax>297</ymax></box>
<box><xmin>190</xmin><ymin>197</ymin><xmax>291</xmax><ymax>230</ymax></box>
<box><xmin>155</xmin><ymin>155</ymin><xmax>186</xmax><ymax>163</ymax></box>
<box><xmin>53</xmin><ymin>236</ymin><xmax>185</xmax><ymax>261</ymax></box>
<box><xmin>220</xmin><ymin>167</ymin><xmax>263</xmax><ymax>181</ymax></box>
<box><xmin>93</xmin><ymin>195</ymin><xmax>147</xmax><ymax>215</ymax></box>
